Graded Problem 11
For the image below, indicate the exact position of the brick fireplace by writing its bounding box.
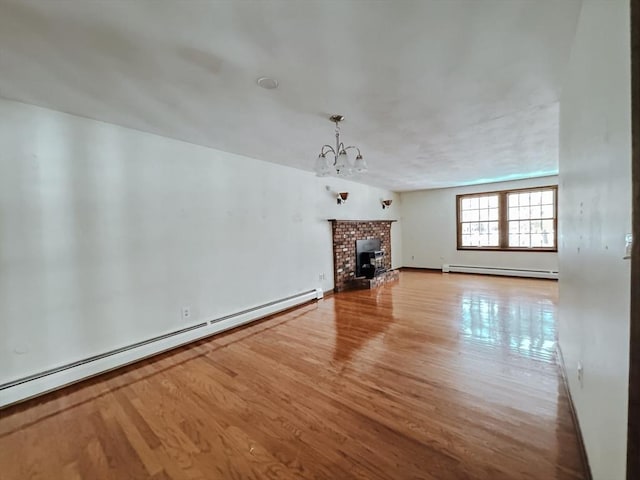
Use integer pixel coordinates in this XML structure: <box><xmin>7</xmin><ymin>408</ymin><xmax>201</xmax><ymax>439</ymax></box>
<box><xmin>329</xmin><ymin>220</ymin><xmax>399</xmax><ymax>292</ymax></box>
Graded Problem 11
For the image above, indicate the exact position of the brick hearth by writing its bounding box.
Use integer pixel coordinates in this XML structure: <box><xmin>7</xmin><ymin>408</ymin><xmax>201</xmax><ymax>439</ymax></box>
<box><xmin>329</xmin><ymin>220</ymin><xmax>397</xmax><ymax>292</ymax></box>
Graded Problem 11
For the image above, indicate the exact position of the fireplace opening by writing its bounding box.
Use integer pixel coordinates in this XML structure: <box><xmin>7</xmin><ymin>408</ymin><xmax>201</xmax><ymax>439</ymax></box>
<box><xmin>356</xmin><ymin>239</ymin><xmax>386</xmax><ymax>279</ymax></box>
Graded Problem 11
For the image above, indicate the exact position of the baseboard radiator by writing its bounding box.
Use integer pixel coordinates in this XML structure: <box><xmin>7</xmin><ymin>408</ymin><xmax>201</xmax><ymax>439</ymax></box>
<box><xmin>0</xmin><ymin>288</ymin><xmax>323</xmax><ymax>409</ymax></box>
<box><xmin>442</xmin><ymin>264</ymin><xmax>558</xmax><ymax>280</ymax></box>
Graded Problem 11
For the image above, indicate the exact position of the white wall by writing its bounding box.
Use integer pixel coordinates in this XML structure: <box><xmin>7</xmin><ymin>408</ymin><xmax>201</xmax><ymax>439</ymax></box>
<box><xmin>0</xmin><ymin>98</ymin><xmax>401</xmax><ymax>384</ymax></box>
<box><xmin>400</xmin><ymin>176</ymin><xmax>558</xmax><ymax>271</ymax></box>
<box><xmin>558</xmin><ymin>1</ymin><xmax>631</xmax><ymax>478</ymax></box>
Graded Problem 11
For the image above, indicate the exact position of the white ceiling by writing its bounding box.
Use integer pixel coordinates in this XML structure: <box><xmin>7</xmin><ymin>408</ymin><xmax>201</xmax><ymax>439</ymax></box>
<box><xmin>0</xmin><ymin>0</ymin><xmax>582</xmax><ymax>191</ymax></box>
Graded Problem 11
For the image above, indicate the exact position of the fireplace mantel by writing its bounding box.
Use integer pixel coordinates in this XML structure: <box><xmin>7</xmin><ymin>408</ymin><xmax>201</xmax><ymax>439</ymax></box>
<box><xmin>327</xmin><ymin>219</ymin><xmax>398</xmax><ymax>223</ymax></box>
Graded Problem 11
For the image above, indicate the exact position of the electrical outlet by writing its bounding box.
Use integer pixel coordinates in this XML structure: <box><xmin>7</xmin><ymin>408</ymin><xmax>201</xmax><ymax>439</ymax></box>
<box><xmin>181</xmin><ymin>306</ymin><xmax>191</xmax><ymax>321</ymax></box>
<box><xmin>318</xmin><ymin>273</ymin><xmax>326</xmax><ymax>281</ymax></box>
<box><xmin>577</xmin><ymin>361</ymin><xmax>584</xmax><ymax>387</ymax></box>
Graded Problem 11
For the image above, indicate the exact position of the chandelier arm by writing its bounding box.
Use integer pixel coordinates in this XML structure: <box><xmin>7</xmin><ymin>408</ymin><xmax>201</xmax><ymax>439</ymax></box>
<box><xmin>343</xmin><ymin>146</ymin><xmax>362</xmax><ymax>156</ymax></box>
<box><xmin>320</xmin><ymin>145</ymin><xmax>336</xmax><ymax>156</ymax></box>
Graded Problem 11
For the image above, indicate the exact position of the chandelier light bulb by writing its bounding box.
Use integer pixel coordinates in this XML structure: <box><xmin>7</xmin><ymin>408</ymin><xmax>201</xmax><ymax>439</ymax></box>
<box><xmin>353</xmin><ymin>154</ymin><xmax>367</xmax><ymax>173</ymax></box>
<box><xmin>336</xmin><ymin>151</ymin><xmax>348</xmax><ymax>171</ymax></box>
<box><xmin>315</xmin><ymin>154</ymin><xmax>331</xmax><ymax>177</ymax></box>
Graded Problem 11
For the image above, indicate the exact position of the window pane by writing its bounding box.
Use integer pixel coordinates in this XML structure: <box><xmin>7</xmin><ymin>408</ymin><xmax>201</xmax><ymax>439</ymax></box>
<box><xmin>463</xmin><ymin>234</ymin><xmax>478</xmax><ymax>247</ymax></box>
<box><xmin>462</xmin><ymin>210</ymin><xmax>479</xmax><ymax>222</ymax></box>
<box><xmin>489</xmin><ymin>208</ymin><xmax>498</xmax><ymax>220</ymax></box>
<box><xmin>519</xmin><ymin>235</ymin><xmax>531</xmax><ymax>247</ymax></box>
<box><xmin>479</xmin><ymin>197</ymin><xmax>489</xmax><ymax>209</ymax></box>
<box><xmin>479</xmin><ymin>222</ymin><xmax>489</xmax><ymax>234</ymax></box>
<box><xmin>509</xmin><ymin>207</ymin><xmax>519</xmax><ymax>220</ymax></box>
<box><xmin>509</xmin><ymin>221</ymin><xmax>519</xmax><ymax>233</ymax></box>
<box><xmin>469</xmin><ymin>197</ymin><xmax>479</xmax><ymax>209</ymax></box>
<box><xmin>461</xmin><ymin>223</ymin><xmax>471</xmax><ymax>234</ymax></box>
<box><xmin>508</xmin><ymin>194</ymin><xmax>519</xmax><ymax>207</ymax></box>
<box><xmin>541</xmin><ymin>233</ymin><xmax>554</xmax><ymax>248</ymax></box>
<box><xmin>489</xmin><ymin>221</ymin><xmax>499</xmax><ymax>233</ymax></box>
<box><xmin>530</xmin><ymin>220</ymin><xmax>542</xmax><ymax>233</ymax></box>
<box><xmin>520</xmin><ymin>220</ymin><xmax>530</xmax><ymax>234</ymax></box>
<box><xmin>529</xmin><ymin>205</ymin><xmax>542</xmax><ymax>219</ymax></box>
<box><xmin>488</xmin><ymin>195</ymin><xmax>499</xmax><ymax>208</ymax></box>
<box><xmin>541</xmin><ymin>204</ymin><xmax>554</xmax><ymax>218</ymax></box>
<box><xmin>531</xmin><ymin>234</ymin><xmax>543</xmax><ymax>247</ymax></box>
<box><xmin>509</xmin><ymin>234</ymin><xmax>519</xmax><ymax>246</ymax></box>
<box><xmin>519</xmin><ymin>192</ymin><xmax>530</xmax><ymax>206</ymax></box>
<box><xmin>530</xmin><ymin>191</ymin><xmax>542</xmax><ymax>204</ymax></box>
<box><xmin>541</xmin><ymin>190</ymin><xmax>554</xmax><ymax>204</ymax></box>
<box><xmin>541</xmin><ymin>219</ymin><xmax>555</xmax><ymax>247</ymax></box>
<box><xmin>479</xmin><ymin>209</ymin><xmax>489</xmax><ymax>221</ymax></box>
<box><xmin>462</xmin><ymin>198</ymin><xmax>472</xmax><ymax>210</ymax></box>
<box><xmin>478</xmin><ymin>233</ymin><xmax>498</xmax><ymax>247</ymax></box>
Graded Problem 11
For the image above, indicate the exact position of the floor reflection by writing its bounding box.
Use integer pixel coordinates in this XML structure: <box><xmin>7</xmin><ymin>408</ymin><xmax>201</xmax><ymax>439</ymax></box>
<box><xmin>459</xmin><ymin>291</ymin><xmax>556</xmax><ymax>362</ymax></box>
<box><xmin>332</xmin><ymin>288</ymin><xmax>395</xmax><ymax>364</ymax></box>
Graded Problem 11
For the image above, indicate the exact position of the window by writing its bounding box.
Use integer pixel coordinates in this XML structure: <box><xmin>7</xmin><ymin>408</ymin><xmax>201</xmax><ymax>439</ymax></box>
<box><xmin>459</xmin><ymin>194</ymin><xmax>500</xmax><ymax>248</ymax></box>
<box><xmin>457</xmin><ymin>186</ymin><xmax>557</xmax><ymax>251</ymax></box>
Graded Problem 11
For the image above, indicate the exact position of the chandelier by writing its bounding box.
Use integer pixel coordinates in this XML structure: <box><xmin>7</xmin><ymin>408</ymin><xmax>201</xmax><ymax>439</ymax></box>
<box><xmin>314</xmin><ymin>115</ymin><xmax>367</xmax><ymax>177</ymax></box>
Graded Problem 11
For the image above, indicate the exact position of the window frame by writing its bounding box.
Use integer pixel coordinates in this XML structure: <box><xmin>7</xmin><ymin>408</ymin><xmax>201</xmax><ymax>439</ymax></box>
<box><xmin>456</xmin><ymin>185</ymin><xmax>558</xmax><ymax>252</ymax></box>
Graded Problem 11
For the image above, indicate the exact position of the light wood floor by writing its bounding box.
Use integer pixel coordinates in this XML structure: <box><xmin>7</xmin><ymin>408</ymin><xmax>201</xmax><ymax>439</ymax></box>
<box><xmin>0</xmin><ymin>272</ymin><xmax>586</xmax><ymax>479</ymax></box>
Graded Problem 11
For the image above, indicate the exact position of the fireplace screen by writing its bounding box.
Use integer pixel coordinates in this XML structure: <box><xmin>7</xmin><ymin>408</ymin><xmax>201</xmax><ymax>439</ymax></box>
<box><xmin>355</xmin><ymin>239</ymin><xmax>386</xmax><ymax>278</ymax></box>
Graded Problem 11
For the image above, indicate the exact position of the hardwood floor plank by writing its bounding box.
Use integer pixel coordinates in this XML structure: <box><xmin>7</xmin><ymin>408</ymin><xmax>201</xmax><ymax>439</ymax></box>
<box><xmin>0</xmin><ymin>272</ymin><xmax>586</xmax><ymax>479</ymax></box>
<box><xmin>112</xmin><ymin>388</ymin><xmax>163</xmax><ymax>450</ymax></box>
<box><xmin>108</xmin><ymin>391</ymin><xmax>164</xmax><ymax>476</ymax></box>
<box><xmin>88</xmin><ymin>410</ymin><xmax>150</xmax><ymax>479</ymax></box>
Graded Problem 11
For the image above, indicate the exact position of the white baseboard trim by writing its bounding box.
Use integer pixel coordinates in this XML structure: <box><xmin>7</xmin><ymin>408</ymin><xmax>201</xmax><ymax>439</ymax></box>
<box><xmin>442</xmin><ymin>264</ymin><xmax>558</xmax><ymax>279</ymax></box>
<box><xmin>0</xmin><ymin>289</ymin><xmax>320</xmax><ymax>408</ymax></box>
